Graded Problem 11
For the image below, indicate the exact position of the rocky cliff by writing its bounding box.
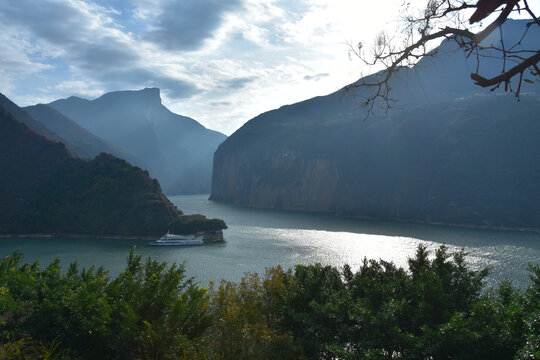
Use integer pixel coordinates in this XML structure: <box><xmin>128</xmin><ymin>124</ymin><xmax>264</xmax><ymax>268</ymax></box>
<box><xmin>211</xmin><ymin>20</ymin><xmax>540</xmax><ymax>231</ymax></box>
<box><xmin>211</xmin><ymin>94</ymin><xmax>540</xmax><ymax>231</ymax></box>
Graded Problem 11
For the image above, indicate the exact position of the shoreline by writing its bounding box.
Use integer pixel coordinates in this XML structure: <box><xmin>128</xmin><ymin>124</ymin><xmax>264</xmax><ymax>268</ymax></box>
<box><xmin>0</xmin><ymin>230</ymin><xmax>225</xmax><ymax>243</ymax></box>
<box><xmin>208</xmin><ymin>198</ymin><xmax>540</xmax><ymax>235</ymax></box>
<box><xmin>0</xmin><ymin>234</ymin><xmax>157</xmax><ymax>241</ymax></box>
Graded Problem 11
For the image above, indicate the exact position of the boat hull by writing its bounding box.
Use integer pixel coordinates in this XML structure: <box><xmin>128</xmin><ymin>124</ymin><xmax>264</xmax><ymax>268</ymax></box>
<box><xmin>150</xmin><ymin>240</ymin><xmax>204</xmax><ymax>246</ymax></box>
<box><xmin>151</xmin><ymin>233</ymin><xmax>204</xmax><ymax>246</ymax></box>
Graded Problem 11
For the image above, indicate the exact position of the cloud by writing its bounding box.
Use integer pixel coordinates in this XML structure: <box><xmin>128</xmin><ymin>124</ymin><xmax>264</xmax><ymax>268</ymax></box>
<box><xmin>209</xmin><ymin>101</ymin><xmax>231</xmax><ymax>107</ymax></box>
<box><xmin>0</xmin><ymin>1</ymin><xmax>110</xmax><ymax>46</ymax></box>
<box><xmin>304</xmin><ymin>73</ymin><xmax>329</xmax><ymax>81</ymax></box>
<box><xmin>0</xmin><ymin>0</ymin><xmax>387</xmax><ymax>135</ymax></box>
<box><xmin>154</xmin><ymin>76</ymin><xmax>203</xmax><ymax>99</ymax></box>
<box><xmin>53</xmin><ymin>80</ymin><xmax>103</xmax><ymax>98</ymax></box>
<box><xmin>220</xmin><ymin>76</ymin><xmax>256</xmax><ymax>90</ymax></box>
<box><xmin>146</xmin><ymin>0</ymin><xmax>243</xmax><ymax>51</ymax></box>
<box><xmin>75</xmin><ymin>42</ymin><xmax>139</xmax><ymax>71</ymax></box>
<box><xmin>0</xmin><ymin>1</ymin><xmax>136</xmax><ymax>71</ymax></box>
<box><xmin>0</xmin><ymin>0</ymin><xmax>201</xmax><ymax>100</ymax></box>
<box><xmin>0</xmin><ymin>32</ymin><xmax>51</xmax><ymax>75</ymax></box>
<box><xmin>96</xmin><ymin>68</ymin><xmax>202</xmax><ymax>99</ymax></box>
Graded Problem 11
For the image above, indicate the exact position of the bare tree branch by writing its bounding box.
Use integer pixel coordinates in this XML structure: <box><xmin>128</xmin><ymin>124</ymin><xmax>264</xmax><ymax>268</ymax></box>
<box><xmin>352</xmin><ymin>0</ymin><xmax>540</xmax><ymax>114</ymax></box>
<box><xmin>471</xmin><ymin>50</ymin><xmax>540</xmax><ymax>87</ymax></box>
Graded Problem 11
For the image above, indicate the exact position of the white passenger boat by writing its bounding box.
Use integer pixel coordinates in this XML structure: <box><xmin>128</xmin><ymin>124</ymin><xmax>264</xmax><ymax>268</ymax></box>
<box><xmin>151</xmin><ymin>231</ymin><xmax>204</xmax><ymax>246</ymax></box>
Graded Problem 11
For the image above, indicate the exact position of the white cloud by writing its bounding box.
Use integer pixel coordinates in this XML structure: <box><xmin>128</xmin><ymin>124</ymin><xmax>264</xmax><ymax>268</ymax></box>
<box><xmin>54</xmin><ymin>80</ymin><xmax>104</xmax><ymax>98</ymax></box>
<box><xmin>0</xmin><ymin>33</ymin><xmax>52</xmax><ymax>75</ymax></box>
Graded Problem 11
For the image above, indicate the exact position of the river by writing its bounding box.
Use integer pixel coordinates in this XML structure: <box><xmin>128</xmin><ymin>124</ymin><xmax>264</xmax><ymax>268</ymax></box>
<box><xmin>1</xmin><ymin>194</ymin><xmax>539</xmax><ymax>288</ymax></box>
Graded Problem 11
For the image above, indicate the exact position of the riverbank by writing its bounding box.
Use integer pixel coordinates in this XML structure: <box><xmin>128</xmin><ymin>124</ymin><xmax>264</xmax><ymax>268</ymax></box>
<box><xmin>0</xmin><ymin>230</ymin><xmax>225</xmax><ymax>243</ymax></box>
<box><xmin>209</xmin><ymin>198</ymin><xmax>540</xmax><ymax>235</ymax></box>
<box><xmin>0</xmin><ymin>233</ymin><xmax>156</xmax><ymax>240</ymax></box>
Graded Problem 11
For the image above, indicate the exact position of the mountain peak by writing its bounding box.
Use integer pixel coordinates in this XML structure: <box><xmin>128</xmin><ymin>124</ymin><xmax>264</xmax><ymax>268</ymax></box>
<box><xmin>141</xmin><ymin>87</ymin><xmax>160</xmax><ymax>96</ymax></box>
<box><xmin>140</xmin><ymin>87</ymin><xmax>162</xmax><ymax>105</ymax></box>
<box><xmin>94</xmin><ymin>88</ymin><xmax>162</xmax><ymax>106</ymax></box>
<box><xmin>66</xmin><ymin>95</ymin><xmax>89</xmax><ymax>101</ymax></box>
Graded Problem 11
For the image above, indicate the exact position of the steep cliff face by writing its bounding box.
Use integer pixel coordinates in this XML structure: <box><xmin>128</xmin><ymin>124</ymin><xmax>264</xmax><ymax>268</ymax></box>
<box><xmin>211</xmin><ymin>20</ymin><xmax>540</xmax><ymax>231</ymax></box>
<box><xmin>213</xmin><ymin>148</ymin><xmax>340</xmax><ymax>211</ymax></box>
<box><xmin>212</xmin><ymin>95</ymin><xmax>540</xmax><ymax>231</ymax></box>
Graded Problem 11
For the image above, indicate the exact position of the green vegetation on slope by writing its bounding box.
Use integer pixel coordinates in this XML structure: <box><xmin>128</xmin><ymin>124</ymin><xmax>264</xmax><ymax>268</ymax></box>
<box><xmin>29</xmin><ymin>152</ymin><xmax>182</xmax><ymax>236</ymax></box>
<box><xmin>0</xmin><ymin>101</ymin><xmax>226</xmax><ymax>237</ymax></box>
<box><xmin>1</xmin><ymin>246</ymin><xmax>538</xmax><ymax>359</ymax></box>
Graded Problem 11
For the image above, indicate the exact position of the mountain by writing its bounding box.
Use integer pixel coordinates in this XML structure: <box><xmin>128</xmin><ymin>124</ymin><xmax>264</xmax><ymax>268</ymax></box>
<box><xmin>0</xmin><ymin>93</ymin><xmax>88</xmax><ymax>158</ymax></box>
<box><xmin>24</xmin><ymin>104</ymin><xmax>145</xmax><ymax>165</ymax></box>
<box><xmin>350</xmin><ymin>19</ymin><xmax>540</xmax><ymax>112</ymax></box>
<box><xmin>48</xmin><ymin>88</ymin><xmax>227</xmax><ymax>195</ymax></box>
<box><xmin>211</xmin><ymin>20</ymin><xmax>540</xmax><ymax>232</ymax></box>
<box><xmin>0</xmin><ymin>94</ymin><xmax>225</xmax><ymax>237</ymax></box>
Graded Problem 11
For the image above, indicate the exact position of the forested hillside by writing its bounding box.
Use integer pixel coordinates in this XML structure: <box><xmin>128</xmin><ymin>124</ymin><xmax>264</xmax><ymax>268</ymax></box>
<box><xmin>0</xmin><ymin>96</ymin><xmax>225</xmax><ymax>237</ymax></box>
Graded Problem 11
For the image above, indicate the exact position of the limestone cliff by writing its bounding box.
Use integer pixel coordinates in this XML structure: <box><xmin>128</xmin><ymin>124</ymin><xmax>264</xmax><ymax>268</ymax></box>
<box><xmin>211</xmin><ymin>95</ymin><xmax>540</xmax><ymax>231</ymax></box>
<box><xmin>211</xmin><ymin>20</ymin><xmax>540</xmax><ymax>232</ymax></box>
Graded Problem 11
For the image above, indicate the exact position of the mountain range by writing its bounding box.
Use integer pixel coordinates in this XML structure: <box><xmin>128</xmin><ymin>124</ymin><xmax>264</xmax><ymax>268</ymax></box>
<box><xmin>0</xmin><ymin>93</ymin><xmax>226</xmax><ymax>237</ymax></box>
<box><xmin>23</xmin><ymin>103</ymin><xmax>142</xmax><ymax>165</ymax></box>
<box><xmin>0</xmin><ymin>94</ymin><xmax>180</xmax><ymax>236</ymax></box>
<box><xmin>211</xmin><ymin>19</ymin><xmax>540</xmax><ymax>232</ymax></box>
<box><xmin>47</xmin><ymin>88</ymin><xmax>226</xmax><ymax>195</ymax></box>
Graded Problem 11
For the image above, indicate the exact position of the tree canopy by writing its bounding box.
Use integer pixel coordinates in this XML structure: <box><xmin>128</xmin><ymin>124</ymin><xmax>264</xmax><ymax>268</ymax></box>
<box><xmin>1</xmin><ymin>246</ymin><xmax>539</xmax><ymax>359</ymax></box>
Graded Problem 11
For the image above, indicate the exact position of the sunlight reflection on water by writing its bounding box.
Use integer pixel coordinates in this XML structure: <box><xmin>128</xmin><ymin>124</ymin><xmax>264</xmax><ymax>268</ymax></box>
<box><xmin>218</xmin><ymin>226</ymin><xmax>498</xmax><ymax>276</ymax></box>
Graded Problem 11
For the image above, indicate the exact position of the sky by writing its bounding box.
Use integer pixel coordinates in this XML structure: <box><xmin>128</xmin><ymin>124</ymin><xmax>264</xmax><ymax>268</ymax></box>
<box><xmin>1</xmin><ymin>0</ymin><xmax>538</xmax><ymax>135</ymax></box>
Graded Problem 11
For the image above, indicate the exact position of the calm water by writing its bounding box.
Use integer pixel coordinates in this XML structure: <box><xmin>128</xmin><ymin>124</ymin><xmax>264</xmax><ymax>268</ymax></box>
<box><xmin>1</xmin><ymin>194</ymin><xmax>539</xmax><ymax>288</ymax></box>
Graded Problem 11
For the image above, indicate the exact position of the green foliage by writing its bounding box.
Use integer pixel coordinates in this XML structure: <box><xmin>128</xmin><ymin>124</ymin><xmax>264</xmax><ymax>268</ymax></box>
<box><xmin>0</xmin><ymin>103</ymin><xmax>227</xmax><ymax>237</ymax></box>
<box><xmin>205</xmin><ymin>245</ymin><xmax>537</xmax><ymax>360</ymax></box>
<box><xmin>516</xmin><ymin>264</ymin><xmax>540</xmax><ymax>360</ymax></box>
<box><xmin>0</xmin><ymin>249</ymin><xmax>210</xmax><ymax>359</ymax></box>
<box><xmin>0</xmin><ymin>246</ymin><xmax>538</xmax><ymax>359</ymax></box>
<box><xmin>0</xmin><ymin>338</ymin><xmax>72</xmax><ymax>360</ymax></box>
<box><xmin>29</xmin><ymin>153</ymin><xmax>183</xmax><ymax>236</ymax></box>
<box><xmin>106</xmin><ymin>251</ymin><xmax>211</xmax><ymax>359</ymax></box>
<box><xmin>169</xmin><ymin>217</ymin><xmax>227</xmax><ymax>235</ymax></box>
<box><xmin>205</xmin><ymin>268</ymin><xmax>300</xmax><ymax>360</ymax></box>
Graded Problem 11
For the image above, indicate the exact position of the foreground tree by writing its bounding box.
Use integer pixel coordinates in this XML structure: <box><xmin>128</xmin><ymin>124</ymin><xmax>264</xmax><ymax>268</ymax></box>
<box><xmin>352</xmin><ymin>0</ymin><xmax>540</xmax><ymax>111</ymax></box>
<box><xmin>1</xmin><ymin>247</ymin><xmax>539</xmax><ymax>359</ymax></box>
<box><xmin>0</xmin><ymin>250</ymin><xmax>211</xmax><ymax>359</ymax></box>
<box><xmin>207</xmin><ymin>245</ymin><xmax>539</xmax><ymax>359</ymax></box>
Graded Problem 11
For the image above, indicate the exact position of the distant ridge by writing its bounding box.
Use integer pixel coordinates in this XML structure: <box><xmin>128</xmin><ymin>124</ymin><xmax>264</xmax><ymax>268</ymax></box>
<box><xmin>48</xmin><ymin>88</ymin><xmax>227</xmax><ymax>195</ymax></box>
<box><xmin>0</xmin><ymin>93</ymin><xmax>88</xmax><ymax>158</ymax></box>
<box><xmin>24</xmin><ymin>104</ymin><xmax>145</xmax><ymax>166</ymax></box>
